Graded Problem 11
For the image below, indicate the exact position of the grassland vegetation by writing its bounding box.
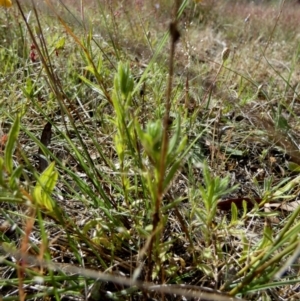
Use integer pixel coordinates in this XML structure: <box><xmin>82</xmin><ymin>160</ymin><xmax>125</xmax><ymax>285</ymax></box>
<box><xmin>1</xmin><ymin>0</ymin><xmax>300</xmax><ymax>300</ymax></box>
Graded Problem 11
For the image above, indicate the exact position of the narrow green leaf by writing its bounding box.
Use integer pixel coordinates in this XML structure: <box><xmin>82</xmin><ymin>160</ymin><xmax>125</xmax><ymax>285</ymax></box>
<box><xmin>4</xmin><ymin>115</ymin><xmax>20</xmax><ymax>175</ymax></box>
<box><xmin>78</xmin><ymin>74</ymin><xmax>105</xmax><ymax>98</ymax></box>
<box><xmin>9</xmin><ymin>165</ymin><xmax>23</xmax><ymax>190</ymax></box>
<box><xmin>0</xmin><ymin>157</ymin><xmax>4</xmax><ymax>186</ymax></box>
<box><xmin>168</xmin><ymin>115</ymin><xmax>181</xmax><ymax>156</ymax></box>
<box><xmin>287</xmin><ymin>161</ymin><xmax>300</xmax><ymax>173</ymax></box>
<box><xmin>240</xmin><ymin>235</ymin><xmax>250</xmax><ymax>263</ymax></box>
<box><xmin>22</xmin><ymin>77</ymin><xmax>34</xmax><ymax>98</ymax></box>
<box><xmin>242</xmin><ymin>199</ymin><xmax>248</xmax><ymax>218</ymax></box>
<box><xmin>114</xmin><ymin>134</ymin><xmax>124</xmax><ymax>162</ymax></box>
<box><xmin>163</xmin><ymin>159</ymin><xmax>181</xmax><ymax>191</ymax></box>
<box><xmin>273</xmin><ymin>175</ymin><xmax>300</xmax><ymax>197</ymax></box>
<box><xmin>41</xmin><ymin>162</ymin><xmax>58</xmax><ymax>194</ymax></box>
<box><xmin>230</xmin><ymin>202</ymin><xmax>238</xmax><ymax>225</ymax></box>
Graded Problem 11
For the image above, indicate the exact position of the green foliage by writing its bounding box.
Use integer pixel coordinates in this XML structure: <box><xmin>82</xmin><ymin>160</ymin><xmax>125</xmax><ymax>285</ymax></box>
<box><xmin>0</xmin><ymin>117</ymin><xmax>24</xmax><ymax>205</ymax></box>
<box><xmin>54</xmin><ymin>37</ymin><xmax>65</xmax><ymax>51</ymax></box>
<box><xmin>112</xmin><ymin>62</ymin><xmax>134</xmax><ymax>133</ymax></box>
<box><xmin>196</xmin><ymin>163</ymin><xmax>238</xmax><ymax>230</ymax></box>
<box><xmin>135</xmin><ymin>120</ymin><xmax>162</xmax><ymax>166</ymax></box>
<box><xmin>114</xmin><ymin>62</ymin><xmax>134</xmax><ymax>103</ymax></box>
<box><xmin>33</xmin><ymin>162</ymin><xmax>58</xmax><ymax>212</ymax></box>
<box><xmin>4</xmin><ymin>115</ymin><xmax>20</xmax><ymax>175</ymax></box>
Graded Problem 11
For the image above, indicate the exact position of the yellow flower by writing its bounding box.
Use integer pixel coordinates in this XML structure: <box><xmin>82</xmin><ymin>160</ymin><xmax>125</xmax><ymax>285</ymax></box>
<box><xmin>0</xmin><ymin>0</ymin><xmax>12</xmax><ymax>8</ymax></box>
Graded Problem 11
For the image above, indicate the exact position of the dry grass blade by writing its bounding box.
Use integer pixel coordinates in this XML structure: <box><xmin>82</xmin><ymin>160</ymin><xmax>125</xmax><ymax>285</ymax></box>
<box><xmin>253</xmin><ymin>113</ymin><xmax>300</xmax><ymax>165</ymax></box>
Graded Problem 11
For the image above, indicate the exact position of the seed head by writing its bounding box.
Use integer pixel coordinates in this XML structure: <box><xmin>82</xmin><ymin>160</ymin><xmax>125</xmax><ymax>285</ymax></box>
<box><xmin>222</xmin><ymin>47</ymin><xmax>230</xmax><ymax>62</ymax></box>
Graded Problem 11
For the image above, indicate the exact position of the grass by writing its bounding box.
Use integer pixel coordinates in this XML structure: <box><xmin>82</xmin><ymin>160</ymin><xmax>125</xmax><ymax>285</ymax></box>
<box><xmin>1</xmin><ymin>0</ymin><xmax>300</xmax><ymax>300</ymax></box>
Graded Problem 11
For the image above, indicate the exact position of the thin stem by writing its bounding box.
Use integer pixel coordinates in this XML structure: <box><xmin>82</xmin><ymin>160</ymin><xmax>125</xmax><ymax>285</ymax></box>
<box><xmin>146</xmin><ymin>0</ymin><xmax>181</xmax><ymax>284</ymax></box>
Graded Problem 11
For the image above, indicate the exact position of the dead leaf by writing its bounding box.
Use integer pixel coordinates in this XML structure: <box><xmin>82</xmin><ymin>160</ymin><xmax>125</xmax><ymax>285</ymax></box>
<box><xmin>265</xmin><ymin>200</ymin><xmax>300</xmax><ymax>212</ymax></box>
<box><xmin>38</xmin><ymin>121</ymin><xmax>52</xmax><ymax>172</ymax></box>
<box><xmin>218</xmin><ymin>197</ymin><xmax>262</xmax><ymax>211</ymax></box>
